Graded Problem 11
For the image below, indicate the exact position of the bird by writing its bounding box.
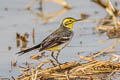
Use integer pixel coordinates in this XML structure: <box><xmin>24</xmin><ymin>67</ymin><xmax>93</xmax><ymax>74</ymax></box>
<box><xmin>16</xmin><ymin>17</ymin><xmax>81</xmax><ymax>63</ymax></box>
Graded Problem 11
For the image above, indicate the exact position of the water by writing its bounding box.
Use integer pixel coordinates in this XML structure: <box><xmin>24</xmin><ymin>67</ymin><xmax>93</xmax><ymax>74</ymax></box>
<box><xmin>0</xmin><ymin>0</ymin><xmax>119</xmax><ymax>79</ymax></box>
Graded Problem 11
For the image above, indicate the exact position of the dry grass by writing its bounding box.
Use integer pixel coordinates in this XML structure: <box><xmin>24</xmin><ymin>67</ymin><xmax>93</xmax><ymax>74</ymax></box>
<box><xmin>16</xmin><ymin>54</ymin><xmax>120</xmax><ymax>80</ymax></box>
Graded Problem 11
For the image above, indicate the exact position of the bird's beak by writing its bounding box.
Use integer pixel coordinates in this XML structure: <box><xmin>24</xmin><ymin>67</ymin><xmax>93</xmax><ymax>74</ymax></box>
<box><xmin>76</xmin><ymin>19</ymin><xmax>82</xmax><ymax>22</ymax></box>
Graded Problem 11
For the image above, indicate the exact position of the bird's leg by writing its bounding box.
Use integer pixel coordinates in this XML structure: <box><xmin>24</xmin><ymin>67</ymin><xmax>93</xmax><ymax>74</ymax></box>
<box><xmin>51</xmin><ymin>51</ymin><xmax>61</xmax><ymax>70</ymax></box>
<box><xmin>51</xmin><ymin>51</ymin><xmax>56</xmax><ymax>61</ymax></box>
<box><xmin>51</xmin><ymin>51</ymin><xmax>60</xmax><ymax>64</ymax></box>
<box><xmin>56</xmin><ymin>50</ymin><xmax>60</xmax><ymax>63</ymax></box>
<box><xmin>51</xmin><ymin>51</ymin><xmax>57</xmax><ymax>66</ymax></box>
<box><xmin>56</xmin><ymin>50</ymin><xmax>62</xmax><ymax>70</ymax></box>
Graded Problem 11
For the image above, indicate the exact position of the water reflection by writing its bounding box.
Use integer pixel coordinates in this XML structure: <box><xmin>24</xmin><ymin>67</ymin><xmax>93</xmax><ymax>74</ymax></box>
<box><xmin>16</xmin><ymin>33</ymin><xmax>29</xmax><ymax>50</ymax></box>
<box><xmin>28</xmin><ymin>8</ymin><xmax>70</xmax><ymax>24</ymax></box>
<box><xmin>15</xmin><ymin>28</ymin><xmax>36</xmax><ymax>50</ymax></box>
<box><xmin>27</xmin><ymin>7</ymin><xmax>71</xmax><ymax>24</ymax></box>
<box><xmin>26</xmin><ymin>0</ymin><xmax>72</xmax><ymax>9</ymax></box>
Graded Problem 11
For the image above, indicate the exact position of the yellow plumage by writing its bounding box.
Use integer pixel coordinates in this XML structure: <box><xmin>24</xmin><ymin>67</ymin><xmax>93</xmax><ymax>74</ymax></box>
<box><xmin>46</xmin><ymin>45</ymin><xmax>60</xmax><ymax>51</ymax></box>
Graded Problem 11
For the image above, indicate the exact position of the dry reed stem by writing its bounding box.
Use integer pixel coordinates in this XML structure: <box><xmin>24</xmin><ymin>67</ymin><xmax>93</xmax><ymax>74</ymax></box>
<box><xmin>32</xmin><ymin>28</ymin><xmax>35</xmax><ymax>44</ymax></box>
<box><xmin>80</xmin><ymin>56</ymin><xmax>96</xmax><ymax>61</ymax></box>
<box><xmin>88</xmin><ymin>39</ymin><xmax>119</xmax><ymax>59</ymax></box>
<box><xmin>36</xmin><ymin>59</ymin><xmax>52</xmax><ymax>69</ymax></box>
<box><xmin>107</xmin><ymin>68</ymin><xmax>118</xmax><ymax>80</ymax></box>
<box><xmin>96</xmin><ymin>25</ymin><xmax>113</xmax><ymax>32</ymax></box>
<box><xmin>65</xmin><ymin>71</ymin><xmax>70</xmax><ymax>80</ymax></box>
<box><xmin>106</xmin><ymin>0</ymin><xmax>119</xmax><ymax>28</ymax></box>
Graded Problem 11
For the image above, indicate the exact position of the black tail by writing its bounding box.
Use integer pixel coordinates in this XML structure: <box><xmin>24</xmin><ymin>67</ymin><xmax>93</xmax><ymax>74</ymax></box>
<box><xmin>16</xmin><ymin>44</ymin><xmax>41</xmax><ymax>56</ymax></box>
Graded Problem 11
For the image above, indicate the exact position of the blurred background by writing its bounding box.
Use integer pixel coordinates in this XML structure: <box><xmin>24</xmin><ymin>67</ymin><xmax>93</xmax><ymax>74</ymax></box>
<box><xmin>0</xmin><ymin>0</ymin><xmax>120</xmax><ymax>78</ymax></box>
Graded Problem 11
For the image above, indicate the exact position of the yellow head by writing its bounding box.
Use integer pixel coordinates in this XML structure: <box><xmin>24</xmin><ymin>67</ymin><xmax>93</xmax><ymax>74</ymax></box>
<box><xmin>62</xmin><ymin>17</ymin><xmax>81</xmax><ymax>30</ymax></box>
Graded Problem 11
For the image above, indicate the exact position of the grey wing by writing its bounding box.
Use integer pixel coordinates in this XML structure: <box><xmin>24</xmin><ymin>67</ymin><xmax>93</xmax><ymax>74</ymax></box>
<box><xmin>39</xmin><ymin>31</ymin><xmax>73</xmax><ymax>51</ymax></box>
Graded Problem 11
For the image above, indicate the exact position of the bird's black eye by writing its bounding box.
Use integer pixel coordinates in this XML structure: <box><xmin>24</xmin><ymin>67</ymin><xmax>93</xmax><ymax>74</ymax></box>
<box><xmin>69</xmin><ymin>20</ymin><xmax>72</xmax><ymax>22</ymax></box>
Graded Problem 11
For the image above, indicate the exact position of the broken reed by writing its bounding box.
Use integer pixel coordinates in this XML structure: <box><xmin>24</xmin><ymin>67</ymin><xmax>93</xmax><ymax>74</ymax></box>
<box><xmin>16</xmin><ymin>56</ymin><xmax>120</xmax><ymax>80</ymax></box>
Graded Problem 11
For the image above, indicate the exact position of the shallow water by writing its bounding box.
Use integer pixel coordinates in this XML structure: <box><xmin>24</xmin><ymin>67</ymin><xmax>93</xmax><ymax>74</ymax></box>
<box><xmin>0</xmin><ymin>0</ymin><xmax>120</xmax><ymax>78</ymax></box>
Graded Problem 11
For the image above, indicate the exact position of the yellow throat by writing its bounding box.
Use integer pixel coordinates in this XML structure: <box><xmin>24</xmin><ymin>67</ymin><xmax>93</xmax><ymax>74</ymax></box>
<box><xmin>66</xmin><ymin>23</ymin><xmax>74</xmax><ymax>31</ymax></box>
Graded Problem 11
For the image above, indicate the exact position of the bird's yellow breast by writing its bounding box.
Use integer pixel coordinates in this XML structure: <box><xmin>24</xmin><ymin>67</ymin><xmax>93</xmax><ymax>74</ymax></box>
<box><xmin>46</xmin><ymin>41</ymin><xmax>69</xmax><ymax>51</ymax></box>
<box><xmin>46</xmin><ymin>45</ymin><xmax>60</xmax><ymax>51</ymax></box>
